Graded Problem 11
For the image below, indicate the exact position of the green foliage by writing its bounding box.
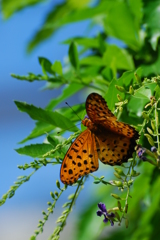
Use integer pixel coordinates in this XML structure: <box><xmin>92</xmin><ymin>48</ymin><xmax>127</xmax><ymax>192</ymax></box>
<box><xmin>1</xmin><ymin>0</ymin><xmax>44</xmax><ymax>19</ymax></box>
<box><xmin>14</xmin><ymin>100</ymin><xmax>78</xmax><ymax>131</ymax></box>
<box><xmin>1</xmin><ymin>0</ymin><xmax>160</xmax><ymax>240</ymax></box>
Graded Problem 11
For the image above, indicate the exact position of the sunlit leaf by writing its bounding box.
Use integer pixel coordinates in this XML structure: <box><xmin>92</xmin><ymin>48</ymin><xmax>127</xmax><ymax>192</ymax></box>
<box><xmin>14</xmin><ymin>101</ymin><xmax>78</xmax><ymax>132</ymax></box>
<box><xmin>68</xmin><ymin>42</ymin><xmax>79</xmax><ymax>70</ymax></box>
<box><xmin>19</xmin><ymin>122</ymin><xmax>54</xmax><ymax>144</ymax></box>
<box><xmin>39</xmin><ymin>57</ymin><xmax>53</xmax><ymax>75</ymax></box>
<box><xmin>51</xmin><ymin>61</ymin><xmax>63</xmax><ymax>75</ymax></box>
<box><xmin>103</xmin><ymin>0</ymin><xmax>141</xmax><ymax>50</ymax></box>
<box><xmin>1</xmin><ymin>0</ymin><xmax>44</xmax><ymax>18</ymax></box>
<box><xmin>15</xmin><ymin>143</ymin><xmax>53</xmax><ymax>157</ymax></box>
<box><xmin>144</xmin><ymin>0</ymin><xmax>160</xmax><ymax>50</ymax></box>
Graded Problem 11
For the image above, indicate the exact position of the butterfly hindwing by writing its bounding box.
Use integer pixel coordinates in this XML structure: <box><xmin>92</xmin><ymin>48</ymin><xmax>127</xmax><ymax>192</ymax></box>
<box><xmin>60</xmin><ymin>129</ymin><xmax>99</xmax><ymax>185</ymax></box>
<box><xmin>95</xmin><ymin>130</ymin><xmax>137</xmax><ymax>165</ymax></box>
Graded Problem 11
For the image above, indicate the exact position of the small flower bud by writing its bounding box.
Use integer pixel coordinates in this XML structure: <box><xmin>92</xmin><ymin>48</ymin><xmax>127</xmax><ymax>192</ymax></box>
<box><xmin>8</xmin><ymin>190</ymin><xmax>15</xmax><ymax>198</ymax></box>
<box><xmin>125</xmin><ymin>218</ymin><xmax>129</xmax><ymax>228</ymax></box>
<box><xmin>54</xmin><ymin>191</ymin><xmax>59</xmax><ymax>197</ymax></box>
<box><xmin>117</xmin><ymin>201</ymin><xmax>122</xmax><ymax>211</ymax></box>
<box><xmin>151</xmin><ymin>146</ymin><xmax>157</xmax><ymax>152</ymax></box>
<box><xmin>142</xmin><ymin>112</ymin><xmax>150</xmax><ymax>120</ymax></box>
<box><xmin>93</xmin><ymin>180</ymin><xmax>100</xmax><ymax>184</ymax></box>
<box><xmin>131</xmin><ymin>169</ymin><xmax>140</xmax><ymax>177</ymax></box>
<box><xmin>134</xmin><ymin>72</ymin><xmax>141</xmax><ymax>84</ymax></box>
<box><xmin>111</xmin><ymin>193</ymin><xmax>121</xmax><ymax>200</ymax></box>
<box><xmin>68</xmin><ymin>193</ymin><xmax>74</xmax><ymax>200</ymax></box>
<box><xmin>113</xmin><ymin>181</ymin><xmax>123</xmax><ymax>187</ymax></box>
<box><xmin>114</xmin><ymin>172</ymin><xmax>122</xmax><ymax>179</ymax></box>
<box><xmin>117</xmin><ymin>94</ymin><xmax>123</xmax><ymax>101</ymax></box>
<box><xmin>114</xmin><ymin>168</ymin><xmax>125</xmax><ymax>176</ymax></box>
<box><xmin>30</xmin><ymin>235</ymin><xmax>36</xmax><ymax>240</ymax></box>
<box><xmin>129</xmin><ymin>86</ymin><xmax>134</xmax><ymax>94</ymax></box>
<box><xmin>144</xmin><ymin>134</ymin><xmax>155</xmax><ymax>146</ymax></box>
<box><xmin>115</xmin><ymin>85</ymin><xmax>126</xmax><ymax>92</ymax></box>
<box><xmin>125</xmin><ymin>204</ymin><xmax>128</xmax><ymax>213</ymax></box>
<box><xmin>147</xmin><ymin>127</ymin><xmax>154</xmax><ymax>135</ymax></box>
<box><xmin>128</xmin><ymin>180</ymin><xmax>133</xmax><ymax>186</ymax></box>
<box><xmin>151</xmin><ymin>120</ymin><xmax>156</xmax><ymax>132</ymax></box>
<box><xmin>50</xmin><ymin>192</ymin><xmax>56</xmax><ymax>200</ymax></box>
<box><xmin>99</xmin><ymin>176</ymin><xmax>105</xmax><ymax>180</ymax></box>
<box><xmin>119</xmin><ymin>106</ymin><xmax>123</xmax><ymax>112</ymax></box>
<box><xmin>56</xmin><ymin>180</ymin><xmax>61</xmax><ymax>190</ymax></box>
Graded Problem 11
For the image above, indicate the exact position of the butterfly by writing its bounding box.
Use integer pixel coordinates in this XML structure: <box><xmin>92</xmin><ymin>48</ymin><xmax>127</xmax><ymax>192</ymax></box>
<box><xmin>60</xmin><ymin>93</ymin><xmax>139</xmax><ymax>185</ymax></box>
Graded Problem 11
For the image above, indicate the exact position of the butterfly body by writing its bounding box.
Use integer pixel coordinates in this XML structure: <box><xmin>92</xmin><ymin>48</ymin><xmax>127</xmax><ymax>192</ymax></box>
<box><xmin>60</xmin><ymin>93</ymin><xmax>139</xmax><ymax>185</ymax></box>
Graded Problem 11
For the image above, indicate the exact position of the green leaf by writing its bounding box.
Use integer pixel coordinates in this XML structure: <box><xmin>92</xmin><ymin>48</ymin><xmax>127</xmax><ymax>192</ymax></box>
<box><xmin>155</xmin><ymin>84</ymin><xmax>160</xmax><ymax>99</ymax></box>
<box><xmin>47</xmin><ymin>135</ymin><xmax>66</xmax><ymax>146</ymax></box>
<box><xmin>27</xmin><ymin>1</ymin><xmax>111</xmax><ymax>52</ymax></box>
<box><xmin>103</xmin><ymin>45</ymin><xmax>135</xmax><ymax>71</ymax></box>
<box><xmin>104</xmin><ymin>78</ymin><xmax>124</xmax><ymax>111</ymax></box>
<box><xmin>141</xmin><ymin>48</ymin><xmax>160</xmax><ymax>76</ymax></box>
<box><xmin>118</xmin><ymin>70</ymin><xmax>135</xmax><ymax>86</ymax></box>
<box><xmin>80</xmin><ymin>56</ymin><xmax>103</xmax><ymax>66</ymax></box>
<box><xmin>1</xmin><ymin>0</ymin><xmax>44</xmax><ymax>19</ymax></box>
<box><xmin>15</xmin><ymin>143</ymin><xmax>53</xmax><ymax>158</ymax></box>
<box><xmin>98</xmin><ymin>33</ymin><xmax>106</xmax><ymax>54</ymax></box>
<box><xmin>103</xmin><ymin>0</ymin><xmax>141</xmax><ymax>50</ymax></box>
<box><xmin>38</xmin><ymin>57</ymin><xmax>53</xmax><ymax>75</ymax></box>
<box><xmin>19</xmin><ymin>122</ymin><xmax>54</xmax><ymax>144</ymax></box>
<box><xmin>14</xmin><ymin>101</ymin><xmax>78</xmax><ymax>132</ymax></box>
<box><xmin>134</xmin><ymin>85</ymin><xmax>155</xmax><ymax>100</ymax></box>
<box><xmin>62</xmin><ymin>37</ymin><xmax>99</xmax><ymax>48</ymax></box>
<box><xmin>51</xmin><ymin>61</ymin><xmax>63</xmax><ymax>75</ymax></box>
<box><xmin>101</xmin><ymin>67</ymin><xmax>113</xmax><ymax>81</ymax></box>
<box><xmin>30</xmin><ymin>236</ymin><xmax>36</xmax><ymax>240</ymax></box>
<box><xmin>68</xmin><ymin>42</ymin><xmax>79</xmax><ymax>70</ymax></box>
<box><xmin>144</xmin><ymin>1</ymin><xmax>160</xmax><ymax>50</ymax></box>
<box><xmin>47</xmin><ymin>135</ymin><xmax>58</xmax><ymax>147</ymax></box>
<box><xmin>46</xmin><ymin>82</ymin><xmax>84</xmax><ymax>110</ymax></box>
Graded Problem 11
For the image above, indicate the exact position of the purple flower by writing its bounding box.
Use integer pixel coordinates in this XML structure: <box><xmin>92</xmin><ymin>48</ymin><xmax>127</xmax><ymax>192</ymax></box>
<box><xmin>151</xmin><ymin>146</ymin><xmax>157</xmax><ymax>153</ymax></box>
<box><xmin>96</xmin><ymin>203</ymin><xmax>115</xmax><ymax>226</ymax></box>
<box><xmin>84</xmin><ymin>115</ymin><xmax>89</xmax><ymax>120</ymax></box>
<box><xmin>136</xmin><ymin>145</ymin><xmax>147</xmax><ymax>161</ymax></box>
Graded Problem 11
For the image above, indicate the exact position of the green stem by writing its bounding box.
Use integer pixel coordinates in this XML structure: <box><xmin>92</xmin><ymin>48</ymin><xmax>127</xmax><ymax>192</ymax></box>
<box><xmin>154</xmin><ymin>100</ymin><xmax>160</xmax><ymax>167</ymax></box>
<box><xmin>155</xmin><ymin>101</ymin><xmax>160</xmax><ymax>154</ymax></box>
<box><xmin>61</xmin><ymin>178</ymin><xmax>83</xmax><ymax>229</ymax></box>
<box><xmin>50</xmin><ymin>177</ymin><xmax>85</xmax><ymax>239</ymax></box>
<box><xmin>139</xmin><ymin>106</ymin><xmax>154</xmax><ymax>135</ymax></box>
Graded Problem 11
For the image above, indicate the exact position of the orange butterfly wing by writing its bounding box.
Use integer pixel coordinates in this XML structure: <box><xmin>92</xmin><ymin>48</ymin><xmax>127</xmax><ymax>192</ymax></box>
<box><xmin>85</xmin><ymin>93</ymin><xmax>139</xmax><ymax>165</ymax></box>
<box><xmin>86</xmin><ymin>92</ymin><xmax>138</xmax><ymax>139</ymax></box>
<box><xmin>95</xmin><ymin>131</ymin><xmax>137</xmax><ymax>165</ymax></box>
<box><xmin>60</xmin><ymin>92</ymin><xmax>139</xmax><ymax>185</ymax></box>
<box><xmin>60</xmin><ymin>129</ymin><xmax>98</xmax><ymax>185</ymax></box>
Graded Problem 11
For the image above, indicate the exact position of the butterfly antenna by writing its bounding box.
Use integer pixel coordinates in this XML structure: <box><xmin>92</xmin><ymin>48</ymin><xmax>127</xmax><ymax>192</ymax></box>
<box><xmin>65</xmin><ymin>102</ymin><xmax>82</xmax><ymax>121</ymax></box>
<box><xmin>57</xmin><ymin>122</ymin><xmax>81</xmax><ymax>134</ymax></box>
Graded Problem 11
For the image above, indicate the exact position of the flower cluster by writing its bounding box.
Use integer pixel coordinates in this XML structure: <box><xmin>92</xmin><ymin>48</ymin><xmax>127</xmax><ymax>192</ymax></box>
<box><xmin>96</xmin><ymin>203</ymin><xmax>115</xmax><ymax>226</ymax></box>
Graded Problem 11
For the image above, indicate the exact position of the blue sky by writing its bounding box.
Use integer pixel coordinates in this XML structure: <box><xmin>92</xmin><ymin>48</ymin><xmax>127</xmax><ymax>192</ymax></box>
<box><xmin>0</xmin><ymin>2</ymin><xmax>107</xmax><ymax>239</ymax></box>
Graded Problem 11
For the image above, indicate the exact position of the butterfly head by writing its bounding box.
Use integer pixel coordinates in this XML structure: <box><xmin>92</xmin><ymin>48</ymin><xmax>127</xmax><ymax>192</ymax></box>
<box><xmin>82</xmin><ymin>114</ymin><xmax>98</xmax><ymax>132</ymax></box>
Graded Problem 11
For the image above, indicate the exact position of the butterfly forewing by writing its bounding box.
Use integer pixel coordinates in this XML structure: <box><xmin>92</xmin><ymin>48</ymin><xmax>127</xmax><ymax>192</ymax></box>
<box><xmin>86</xmin><ymin>93</ymin><xmax>138</xmax><ymax>139</ymax></box>
<box><xmin>60</xmin><ymin>129</ymin><xmax>99</xmax><ymax>185</ymax></box>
